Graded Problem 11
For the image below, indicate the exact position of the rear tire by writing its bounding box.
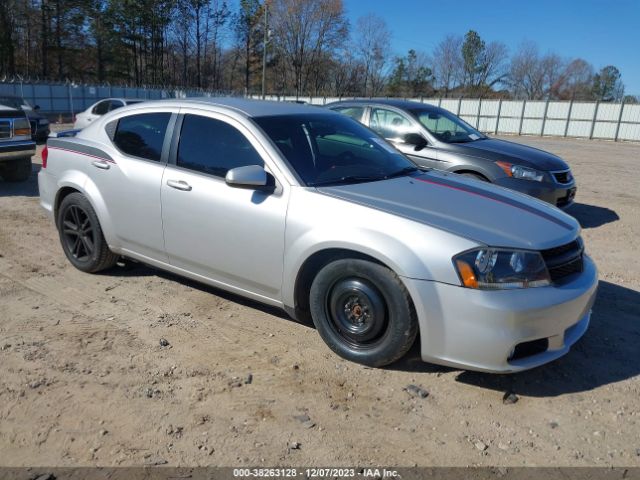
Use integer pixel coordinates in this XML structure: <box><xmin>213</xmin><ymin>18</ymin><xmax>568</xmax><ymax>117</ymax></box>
<box><xmin>57</xmin><ymin>192</ymin><xmax>118</xmax><ymax>273</ymax></box>
<box><xmin>1</xmin><ymin>157</ymin><xmax>32</xmax><ymax>182</ymax></box>
<box><xmin>309</xmin><ymin>258</ymin><xmax>418</xmax><ymax>367</ymax></box>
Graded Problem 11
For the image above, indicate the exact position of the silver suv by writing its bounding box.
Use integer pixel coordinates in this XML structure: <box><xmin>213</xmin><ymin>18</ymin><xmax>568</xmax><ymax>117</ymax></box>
<box><xmin>38</xmin><ymin>98</ymin><xmax>597</xmax><ymax>372</ymax></box>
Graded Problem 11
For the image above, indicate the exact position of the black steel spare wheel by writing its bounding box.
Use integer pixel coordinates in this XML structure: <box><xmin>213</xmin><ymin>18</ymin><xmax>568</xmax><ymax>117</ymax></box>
<box><xmin>309</xmin><ymin>258</ymin><xmax>418</xmax><ymax>367</ymax></box>
<box><xmin>328</xmin><ymin>278</ymin><xmax>387</xmax><ymax>347</ymax></box>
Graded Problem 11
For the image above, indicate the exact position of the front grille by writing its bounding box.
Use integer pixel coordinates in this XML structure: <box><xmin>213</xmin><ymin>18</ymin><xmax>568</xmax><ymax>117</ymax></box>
<box><xmin>0</xmin><ymin>120</ymin><xmax>11</xmax><ymax>139</ymax></box>
<box><xmin>541</xmin><ymin>239</ymin><xmax>584</xmax><ymax>283</ymax></box>
<box><xmin>553</xmin><ymin>170</ymin><xmax>572</xmax><ymax>184</ymax></box>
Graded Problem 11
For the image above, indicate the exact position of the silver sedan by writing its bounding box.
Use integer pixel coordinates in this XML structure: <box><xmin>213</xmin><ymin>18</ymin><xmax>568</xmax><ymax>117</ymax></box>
<box><xmin>327</xmin><ymin>99</ymin><xmax>577</xmax><ymax>208</ymax></box>
<box><xmin>38</xmin><ymin>98</ymin><xmax>597</xmax><ymax>372</ymax></box>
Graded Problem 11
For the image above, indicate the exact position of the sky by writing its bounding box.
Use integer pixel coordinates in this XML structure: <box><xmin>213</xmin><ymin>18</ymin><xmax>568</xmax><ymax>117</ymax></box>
<box><xmin>342</xmin><ymin>0</ymin><xmax>640</xmax><ymax>95</ymax></box>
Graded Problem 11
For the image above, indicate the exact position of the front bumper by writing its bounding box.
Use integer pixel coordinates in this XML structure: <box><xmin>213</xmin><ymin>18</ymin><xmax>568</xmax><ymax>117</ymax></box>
<box><xmin>403</xmin><ymin>254</ymin><xmax>598</xmax><ymax>373</ymax></box>
<box><xmin>494</xmin><ymin>176</ymin><xmax>576</xmax><ymax>209</ymax></box>
<box><xmin>0</xmin><ymin>140</ymin><xmax>36</xmax><ymax>161</ymax></box>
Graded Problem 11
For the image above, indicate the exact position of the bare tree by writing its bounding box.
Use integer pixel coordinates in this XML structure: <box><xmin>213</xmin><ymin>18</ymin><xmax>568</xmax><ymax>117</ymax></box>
<box><xmin>271</xmin><ymin>0</ymin><xmax>348</xmax><ymax>96</ymax></box>
<box><xmin>552</xmin><ymin>58</ymin><xmax>594</xmax><ymax>100</ymax></box>
<box><xmin>432</xmin><ymin>34</ymin><xmax>463</xmax><ymax>96</ymax></box>
<box><xmin>354</xmin><ymin>13</ymin><xmax>390</xmax><ymax>96</ymax></box>
<box><xmin>509</xmin><ymin>41</ymin><xmax>545</xmax><ymax>99</ymax></box>
<box><xmin>461</xmin><ymin>30</ymin><xmax>508</xmax><ymax>94</ymax></box>
<box><xmin>540</xmin><ymin>53</ymin><xmax>565</xmax><ymax>98</ymax></box>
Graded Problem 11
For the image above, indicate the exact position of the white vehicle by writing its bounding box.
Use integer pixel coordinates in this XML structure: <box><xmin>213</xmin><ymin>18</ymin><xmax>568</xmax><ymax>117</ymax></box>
<box><xmin>74</xmin><ymin>98</ymin><xmax>144</xmax><ymax>129</ymax></box>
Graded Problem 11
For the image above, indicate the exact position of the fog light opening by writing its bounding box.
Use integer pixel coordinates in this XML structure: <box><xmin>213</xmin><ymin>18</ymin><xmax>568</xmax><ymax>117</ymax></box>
<box><xmin>508</xmin><ymin>338</ymin><xmax>550</xmax><ymax>361</ymax></box>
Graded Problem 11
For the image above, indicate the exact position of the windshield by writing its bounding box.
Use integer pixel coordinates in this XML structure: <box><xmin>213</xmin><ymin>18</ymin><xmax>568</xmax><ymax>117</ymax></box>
<box><xmin>0</xmin><ymin>97</ymin><xmax>26</xmax><ymax>109</ymax></box>
<box><xmin>253</xmin><ymin>114</ymin><xmax>418</xmax><ymax>186</ymax></box>
<box><xmin>411</xmin><ymin>108</ymin><xmax>486</xmax><ymax>143</ymax></box>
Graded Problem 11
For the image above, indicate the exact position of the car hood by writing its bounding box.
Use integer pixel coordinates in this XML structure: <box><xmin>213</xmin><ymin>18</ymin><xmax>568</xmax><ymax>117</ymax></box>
<box><xmin>443</xmin><ymin>138</ymin><xmax>569</xmax><ymax>171</ymax></box>
<box><xmin>317</xmin><ymin>171</ymin><xmax>579</xmax><ymax>250</ymax></box>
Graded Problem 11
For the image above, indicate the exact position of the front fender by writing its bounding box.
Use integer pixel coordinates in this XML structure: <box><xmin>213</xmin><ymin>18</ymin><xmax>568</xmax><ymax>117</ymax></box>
<box><xmin>281</xmin><ymin>188</ymin><xmax>478</xmax><ymax>307</ymax></box>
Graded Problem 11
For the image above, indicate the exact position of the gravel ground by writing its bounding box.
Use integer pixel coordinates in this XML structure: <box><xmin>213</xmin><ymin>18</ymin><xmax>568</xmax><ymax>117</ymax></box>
<box><xmin>0</xmin><ymin>130</ymin><xmax>638</xmax><ymax>467</ymax></box>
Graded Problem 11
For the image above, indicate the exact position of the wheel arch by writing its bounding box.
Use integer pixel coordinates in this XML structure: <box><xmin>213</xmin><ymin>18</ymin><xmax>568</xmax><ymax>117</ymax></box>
<box><xmin>290</xmin><ymin>247</ymin><xmax>406</xmax><ymax>323</ymax></box>
<box><xmin>53</xmin><ymin>175</ymin><xmax>119</xmax><ymax>250</ymax></box>
<box><xmin>450</xmin><ymin>168</ymin><xmax>491</xmax><ymax>181</ymax></box>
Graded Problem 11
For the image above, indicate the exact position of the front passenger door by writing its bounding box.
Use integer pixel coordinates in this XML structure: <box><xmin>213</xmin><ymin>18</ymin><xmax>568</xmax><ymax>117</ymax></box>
<box><xmin>160</xmin><ymin>112</ymin><xmax>288</xmax><ymax>302</ymax></box>
<box><xmin>368</xmin><ymin>107</ymin><xmax>439</xmax><ymax>169</ymax></box>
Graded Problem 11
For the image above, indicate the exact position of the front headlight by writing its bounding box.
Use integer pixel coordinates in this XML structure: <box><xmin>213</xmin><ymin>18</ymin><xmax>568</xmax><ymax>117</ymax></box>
<box><xmin>496</xmin><ymin>161</ymin><xmax>545</xmax><ymax>182</ymax></box>
<box><xmin>453</xmin><ymin>248</ymin><xmax>551</xmax><ymax>289</ymax></box>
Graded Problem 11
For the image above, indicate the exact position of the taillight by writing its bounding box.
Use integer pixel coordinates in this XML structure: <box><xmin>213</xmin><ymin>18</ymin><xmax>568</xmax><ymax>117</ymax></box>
<box><xmin>42</xmin><ymin>145</ymin><xmax>48</xmax><ymax>168</ymax></box>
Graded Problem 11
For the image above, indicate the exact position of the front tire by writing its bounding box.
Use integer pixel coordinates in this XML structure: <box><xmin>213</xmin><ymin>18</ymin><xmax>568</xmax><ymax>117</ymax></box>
<box><xmin>309</xmin><ymin>258</ymin><xmax>418</xmax><ymax>367</ymax></box>
<box><xmin>1</xmin><ymin>157</ymin><xmax>32</xmax><ymax>182</ymax></box>
<box><xmin>57</xmin><ymin>192</ymin><xmax>118</xmax><ymax>273</ymax></box>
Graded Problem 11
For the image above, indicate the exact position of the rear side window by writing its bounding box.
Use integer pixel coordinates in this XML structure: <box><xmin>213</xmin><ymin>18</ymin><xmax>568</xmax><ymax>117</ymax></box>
<box><xmin>92</xmin><ymin>100</ymin><xmax>110</xmax><ymax>115</ymax></box>
<box><xmin>332</xmin><ymin>106</ymin><xmax>365</xmax><ymax>122</ymax></box>
<box><xmin>370</xmin><ymin>107</ymin><xmax>418</xmax><ymax>140</ymax></box>
<box><xmin>177</xmin><ymin>114</ymin><xmax>263</xmax><ymax>177</ymax></box>
<box><xmin>114</xmin><ymin>112</ymin><xmax>171</xmax><ymax>162</ymax></box>
<box><xmin>109</xmin><ymin>100</ymin><xmax>125</xmax><ymax>111</ymax></box>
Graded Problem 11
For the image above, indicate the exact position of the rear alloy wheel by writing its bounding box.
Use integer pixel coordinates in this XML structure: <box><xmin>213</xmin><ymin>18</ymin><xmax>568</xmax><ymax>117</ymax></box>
<box><xmin>309</xmin><ymin>258</ymin><xmax>418</xmax><ymax>367</ymax></box>
<box><xmin>1</xmin><ymin>157</ymin><xmax>32</xmax><ymax>182</ymax></box>
<box><xmin>57</xmin><ymin>192</ymin><xmax>118</xmax><ymax>273</ymax></box>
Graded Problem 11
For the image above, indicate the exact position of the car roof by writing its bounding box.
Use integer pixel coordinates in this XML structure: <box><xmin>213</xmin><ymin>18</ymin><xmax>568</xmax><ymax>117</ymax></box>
<box><xmin>327</xmin><ymin>98</ymin><xmax>444</xmax><ymax>112</ymax></box>
<box><xmin>139</xmin><ymin>96</ymin><xmax>328</xmax><ymax>117</ymax></box>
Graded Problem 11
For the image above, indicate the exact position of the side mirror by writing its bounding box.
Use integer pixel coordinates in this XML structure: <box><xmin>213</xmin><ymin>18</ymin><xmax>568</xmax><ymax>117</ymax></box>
<box><xmin>403</xmin><ymin>133</ymin><xmax>428</xmax><ymax>151</ymax></box>
<box><xmin>225</xmin><ymin>165</ymin><xmax>273</xmax><ymax>189</ymax></box>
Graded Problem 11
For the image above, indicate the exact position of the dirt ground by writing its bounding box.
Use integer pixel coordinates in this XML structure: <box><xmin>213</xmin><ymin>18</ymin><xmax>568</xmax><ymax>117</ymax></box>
<box><xmin>0</xmin><ymin>130</ymin><xmax>639</xmax><ymax>468</ymax></box>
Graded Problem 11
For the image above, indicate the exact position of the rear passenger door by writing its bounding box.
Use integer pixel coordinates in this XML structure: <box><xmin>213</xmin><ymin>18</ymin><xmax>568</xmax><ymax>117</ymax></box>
<box><xmin>160</xmin><ymin>110</ymin><xmax>288</xmax><ymax>301</ymax></box>
<box><xmin>93</xmin><ymin>110</ymin><xmax>176</xmax><ymax>262</ymax></box>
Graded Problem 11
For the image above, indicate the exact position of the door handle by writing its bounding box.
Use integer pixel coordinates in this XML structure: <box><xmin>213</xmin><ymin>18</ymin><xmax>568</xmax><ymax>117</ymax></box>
<box><xmin>91</xmin><ymin>160</ymin><xmax>110</xmax><ymax>170</ymax></box>
<box><xmin>166</xmin><ymin>179</ymin><xmax>192</xmax><ymax>191</ymax></box>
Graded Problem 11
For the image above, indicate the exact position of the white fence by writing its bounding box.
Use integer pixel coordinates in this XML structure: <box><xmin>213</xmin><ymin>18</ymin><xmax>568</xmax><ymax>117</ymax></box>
<box><xmin>253</xmin><ymin>95</ymin><xmax>640</xmax><ymax>142</ymax></box>
<box><xmin>2</xmin><ymin>80</ymin><xmax>639</xmax><ymax>142</ymax></box>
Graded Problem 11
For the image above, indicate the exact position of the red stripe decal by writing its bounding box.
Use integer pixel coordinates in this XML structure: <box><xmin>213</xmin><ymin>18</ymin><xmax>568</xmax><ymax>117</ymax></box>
<box><xmin>48</xmin><ymin>146</ymin><xmax>115</xmax><ymax>164</ymax></box>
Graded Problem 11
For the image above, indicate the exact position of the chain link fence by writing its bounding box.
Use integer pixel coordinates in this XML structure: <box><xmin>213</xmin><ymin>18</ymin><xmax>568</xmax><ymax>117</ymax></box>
<box><xmin>0</xmin><ymin>80</ymin><xmax>229</xmax><ymax>121</ymax></box>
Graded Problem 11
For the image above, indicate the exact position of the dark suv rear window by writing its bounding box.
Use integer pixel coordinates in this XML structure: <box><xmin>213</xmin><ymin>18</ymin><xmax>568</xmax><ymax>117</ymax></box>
<box><xmin>113</xmin><ymin>113</ymin><xmax>171</xmax><ymax>161</ymax></box>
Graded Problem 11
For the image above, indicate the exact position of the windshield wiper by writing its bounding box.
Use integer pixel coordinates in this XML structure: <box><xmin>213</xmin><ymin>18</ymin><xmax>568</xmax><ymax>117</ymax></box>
<box><xmin>383</xmin><ymin>166</ymin><xmax>420</xmax><ymax>179</ymax></box>
<box><xmin>310</xmin><ymin>175</ymin><xmax>385</xmax><ymax>187</ymax></box>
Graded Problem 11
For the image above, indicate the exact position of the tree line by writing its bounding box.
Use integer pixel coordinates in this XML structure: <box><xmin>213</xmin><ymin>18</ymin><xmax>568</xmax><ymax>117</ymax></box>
<box><xmin>0</xmin><ymin>0</ymin><xmax>635</xmax><ymax>102</ymax></box>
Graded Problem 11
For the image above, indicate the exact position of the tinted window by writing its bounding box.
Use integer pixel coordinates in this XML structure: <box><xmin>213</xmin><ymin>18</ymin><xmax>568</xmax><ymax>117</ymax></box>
<box><xmin>333</xmin><ymin>106</ymin><xmax>365</xmax><ymax>122</ymax></box>
<box><xmin>370</xmin><ymin>107</ymin><xmax>419</xmax><ymax>140</ymax></box>
<box><xmin>254</xmin><ymin>114</ymin><xmax>416</xmax><ymax>186</ymax></box>
<box><xmin>109</xmin><ymin>100</ymin><xmax>125</xmax><ymax>111</ymax></box>
<box><xmin>177</xmin><ymin>115</ymin><xmax>263</xmax><ymax>177</ymax></box>
<box><xmin>114</xmin><ymin>112</ymin><xmax>171</xmax><ymax>161</ymax></box>
<box><xmin>92</xmin><ymin>100</ymin><xmax>110</xmax><ymax>115</ymax></box>
<box><xmin>411</xmin><ymin>108</ymin><xmax>485</xmax><ymax>143</ymax></box>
